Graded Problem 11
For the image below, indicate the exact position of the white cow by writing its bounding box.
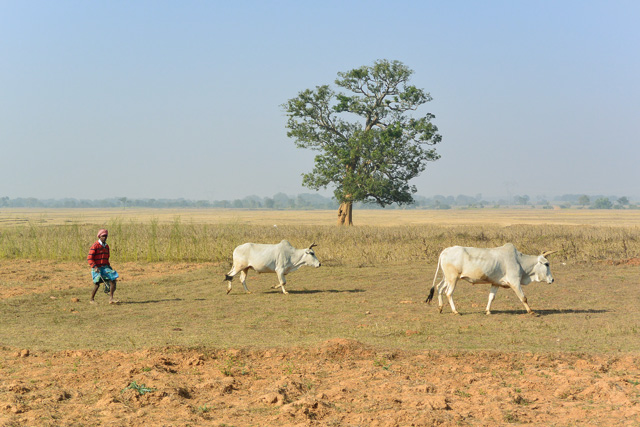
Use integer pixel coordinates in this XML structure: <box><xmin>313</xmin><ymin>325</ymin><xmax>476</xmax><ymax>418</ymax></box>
<box><xmin>224</xmin><ymin>240</ymin><xmax>321</xmax><ymax>294</ymax></box>
<box><xmin>426</xmin><ymin>243</ymin><xmax>556</xmax><ymax>315</ymax></box>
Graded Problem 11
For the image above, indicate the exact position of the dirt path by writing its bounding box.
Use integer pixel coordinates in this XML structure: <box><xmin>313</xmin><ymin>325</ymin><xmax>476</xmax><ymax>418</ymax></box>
<box><xmin>1</xmin><ymin>339</ymin><xmax>639</xmax><ymax>426</ymax></box>
<box><xmin>0</xmin><ymin>260</ymin><xmax>213</xmax><ymax>300</ymax></box>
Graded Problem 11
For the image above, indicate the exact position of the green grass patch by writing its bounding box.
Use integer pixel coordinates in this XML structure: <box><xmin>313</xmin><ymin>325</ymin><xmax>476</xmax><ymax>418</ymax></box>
<box><xmin>1</xmin><ymin>261</ymin><xmax>639</xmax><ymax>353</ymax></box>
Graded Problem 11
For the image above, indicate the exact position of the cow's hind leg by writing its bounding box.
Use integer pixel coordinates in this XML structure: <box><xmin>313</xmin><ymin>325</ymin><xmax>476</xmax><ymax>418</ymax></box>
<box><xmin>435</xmin><ymin>280</ymin><xmax>446</xmax><ymax>313</ymax></box>
<box><xmin>445</xmin><ymin>278</ymin><xmax>460</xmax><ymax>315</ymax></box>
<box><xmin>486</xmin><ymin>286</ymin><xmax>499</xmax><ymax>315</ymax></box>
<box><xmin>239</xmin><ymin>269</ymin><xmax>251</xmax><ymax>294</ymax></box>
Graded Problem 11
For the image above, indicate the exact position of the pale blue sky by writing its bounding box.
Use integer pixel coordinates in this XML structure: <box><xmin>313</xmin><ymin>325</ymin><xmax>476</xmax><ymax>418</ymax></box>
<box><xmin>1</xmin><ymin>1</ymin><xmax>638</xmax><ymax>201</ymax></box>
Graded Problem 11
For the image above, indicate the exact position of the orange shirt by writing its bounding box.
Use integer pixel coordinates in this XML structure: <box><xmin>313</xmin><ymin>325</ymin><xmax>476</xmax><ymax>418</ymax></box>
<box><xmin>87</xmin><ymin>241</ymin><xmax>110</xmax><ymax>268</ymax></box>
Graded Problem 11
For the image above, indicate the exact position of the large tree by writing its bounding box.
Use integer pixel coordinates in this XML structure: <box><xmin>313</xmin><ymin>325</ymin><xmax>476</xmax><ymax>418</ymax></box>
<box><xmin>283</xmin><ymin>59</ymin><xmax>442</xmax><ymax>225</ymax></box>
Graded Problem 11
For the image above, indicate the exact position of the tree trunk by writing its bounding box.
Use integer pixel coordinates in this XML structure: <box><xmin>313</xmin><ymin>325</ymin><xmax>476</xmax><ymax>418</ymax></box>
<box><xmin>337</xmin><ymin>201</ymin><xmax>353</xmax><ymax>226</ymax></box>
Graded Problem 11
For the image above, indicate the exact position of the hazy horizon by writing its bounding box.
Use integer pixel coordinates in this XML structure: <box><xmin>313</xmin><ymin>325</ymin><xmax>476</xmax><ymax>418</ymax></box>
<box><xmin>1</xmin><ymin>191</ymin><xmax>635</xmax><ymax>205</ymax></box>
<box><xmin>2</xmin><ymin>1</ymin><xmax>638</xmax><ymax>202</ymax></box>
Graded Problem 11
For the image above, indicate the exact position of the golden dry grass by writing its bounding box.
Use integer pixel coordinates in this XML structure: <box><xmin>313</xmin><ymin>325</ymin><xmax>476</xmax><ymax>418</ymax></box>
<box><xmin>1</xmin><ymin>208</ymin><xmax>639</xmax><ymax>265</ymax></box>
<box><xmin>2</xmin><ymin>207</ymin><xmax>640</xmax><ymax>227</ymax></box>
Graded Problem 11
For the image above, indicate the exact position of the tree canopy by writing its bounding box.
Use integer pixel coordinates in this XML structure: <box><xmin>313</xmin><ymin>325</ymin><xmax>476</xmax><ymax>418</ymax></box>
<box><xmin>283</xmin><ymin>59</ymin><xmax>442</xmax><ymax>225</ymax></box>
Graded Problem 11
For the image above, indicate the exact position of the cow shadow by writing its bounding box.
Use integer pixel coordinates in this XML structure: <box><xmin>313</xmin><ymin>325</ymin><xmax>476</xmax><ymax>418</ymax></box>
<box><xmin>486</xmin><ymin>308</ymin><xmax>608</xmax><ymax>316</ymax></box>
<box><xmin>264</xmin><ymin>289</ymin><xmax>366</xmax><ymax>295</ymax></box>
<box><xmin>535</xmin><ymin>308</ymin><xmax>609</xmax><ymax>316</ymax></box>
<box><xmin>123</xmin><ymin>298</ymin><xmax>183</xmax><ymax>305</ymax></box>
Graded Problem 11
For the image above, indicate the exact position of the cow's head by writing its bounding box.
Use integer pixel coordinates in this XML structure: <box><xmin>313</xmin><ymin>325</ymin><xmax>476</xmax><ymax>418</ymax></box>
<box><xmin>534</xmin><ymin>250</ymin><xmax>557</xmax><ymax>283</ymax></box>
<box><xmin>303</xmin><ymin>243</ymin><xmax>321</xmax><ymax>268</ymax></box>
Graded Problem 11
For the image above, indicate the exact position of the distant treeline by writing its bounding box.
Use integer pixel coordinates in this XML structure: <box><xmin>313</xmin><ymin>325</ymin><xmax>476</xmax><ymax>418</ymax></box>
<box><xmin>0</xmin><ymin>193</ymin><xmax>637</xmax><ymax>210</ymax></box>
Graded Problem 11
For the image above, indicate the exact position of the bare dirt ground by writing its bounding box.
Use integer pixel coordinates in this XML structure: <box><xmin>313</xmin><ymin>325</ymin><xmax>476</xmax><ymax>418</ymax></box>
<box><xmin>1</xmin><ymin>341</ymin><xmax>639</xmax><ymax>426</ymax></box>
<box><xmin>1</xmin><ymin>260</ymin><xmax>639</xmax><ymax>426</ymax></box>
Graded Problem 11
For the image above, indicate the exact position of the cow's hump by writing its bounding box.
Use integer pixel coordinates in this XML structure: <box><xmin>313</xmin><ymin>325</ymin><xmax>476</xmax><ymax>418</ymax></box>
<box><xmin>279</xmin><ymin>239</ymin><xmax>293</xmax><ymax>247</ymax></box>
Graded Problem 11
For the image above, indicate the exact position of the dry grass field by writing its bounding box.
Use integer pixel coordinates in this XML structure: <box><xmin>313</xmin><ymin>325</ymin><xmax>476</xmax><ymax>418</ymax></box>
<box><xmin>1</xmin><ymin>208</ymin><xmax>639</xmax><ymax>426</ymax></box>
<box><xmin>2</xmin><ymin>206</ymin><xmax>640</xmax><ymax>227</ymax></box>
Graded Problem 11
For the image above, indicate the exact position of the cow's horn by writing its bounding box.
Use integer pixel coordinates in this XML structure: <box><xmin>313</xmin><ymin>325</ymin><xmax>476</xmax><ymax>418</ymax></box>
<box><xmin>541</xmin><ymin>250</ymin><xmax>558</xmax><ymax>257</ymax></box>
<box><xmin>309</xmin><ymin>243</ymin><xmax>318</xmax><ymax>249</ymax></box>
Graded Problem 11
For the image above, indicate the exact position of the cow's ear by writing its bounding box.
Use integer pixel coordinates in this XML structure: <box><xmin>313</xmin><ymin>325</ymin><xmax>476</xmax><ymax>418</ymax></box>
<box><xmin>537</xmin><ymin>255</ymin><xmax>550</xmax><ymax>265</ymax></box>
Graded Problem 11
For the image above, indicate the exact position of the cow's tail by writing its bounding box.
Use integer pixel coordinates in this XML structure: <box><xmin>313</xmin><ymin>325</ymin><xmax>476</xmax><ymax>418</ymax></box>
<box><xmin>224</xmin><ymin>268</ymin><xmax>235</xmax><ymax>282</ymax></box>
<box><xmin>425</xmin><ymin>253</ymin><xmax>442</xmax><ymax>304</ymax></box>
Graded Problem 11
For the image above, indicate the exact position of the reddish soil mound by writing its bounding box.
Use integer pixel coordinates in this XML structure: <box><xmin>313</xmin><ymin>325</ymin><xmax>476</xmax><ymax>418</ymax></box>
<box><xmin>604</xmin><ymin>257</ymin><xmax>640</xmax><ymax>266</ymax></box>
<box><xmin>1</xmin><ymin>343</ymin><xmax>639</xmax><ymax>426</ymax></box>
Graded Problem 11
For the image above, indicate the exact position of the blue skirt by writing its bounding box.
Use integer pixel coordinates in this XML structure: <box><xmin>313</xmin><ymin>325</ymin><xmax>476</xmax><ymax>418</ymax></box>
<box><xmin>92</xmin><ymin>266</ymin><xmax>119</xmax><ymax>284</ymax></box>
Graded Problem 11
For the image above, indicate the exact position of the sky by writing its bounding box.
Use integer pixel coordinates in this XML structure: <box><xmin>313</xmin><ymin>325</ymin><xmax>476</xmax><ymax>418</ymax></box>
<box><xmin>1</xmin><ymin>0</ymin><xmax>638</xmax><ymax>202</ymax></box>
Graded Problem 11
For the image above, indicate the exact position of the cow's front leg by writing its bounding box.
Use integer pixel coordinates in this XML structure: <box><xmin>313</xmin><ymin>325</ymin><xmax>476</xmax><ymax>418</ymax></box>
<box><xmin>511</xmin><ymin>284</ymin><xmax>534</xmax><ymax>315</ymax></box>
<box><xmin>275</xmin><ymin>271</ymin><xmax>288</xmax><ymax>294</ymax></box>
<box><xmin>486</xmin><ymin>286</ymin><xmax>499</xmax><ymax>315</ymax></box>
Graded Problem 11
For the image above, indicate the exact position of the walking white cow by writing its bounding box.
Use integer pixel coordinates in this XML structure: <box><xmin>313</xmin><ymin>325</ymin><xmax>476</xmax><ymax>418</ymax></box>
<box><xmin>426</xmin><ymin>243</ymin><xmax>557</xmax><ymax>315</ymax></box>
<box><xmin>224</xmin><ymin>240</ymin><xmax>321</xmax><ymax>294</ymax></box>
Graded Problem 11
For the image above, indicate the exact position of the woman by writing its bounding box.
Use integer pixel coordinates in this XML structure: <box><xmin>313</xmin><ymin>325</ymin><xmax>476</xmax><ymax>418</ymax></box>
<box><xmin>87</xmin><ymin>229</ymin><xmax>120</xmax><ymax>304</ymax></box>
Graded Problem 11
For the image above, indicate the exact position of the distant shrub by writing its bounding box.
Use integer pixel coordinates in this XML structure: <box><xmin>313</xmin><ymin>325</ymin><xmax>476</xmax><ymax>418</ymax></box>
<box><xmin>592</xmin><ymin>198</ymin><xmax>613</xmax><ymax>209</ymax></box>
